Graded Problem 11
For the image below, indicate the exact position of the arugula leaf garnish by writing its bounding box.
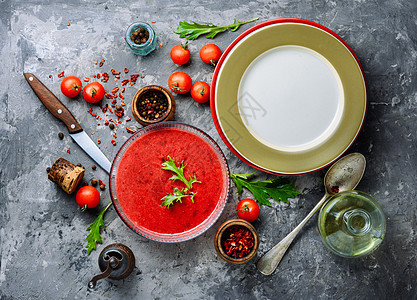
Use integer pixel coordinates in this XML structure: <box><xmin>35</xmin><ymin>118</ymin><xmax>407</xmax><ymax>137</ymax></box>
<box><xmin>174</xmin><ymin>18</ymin><xmax>259</xmax><ymax>40</ymax></box>
<box><xmin>162</xmin><ymin>156</ymin><xmax>200</xmax><ymax>191</ymax></box>
<box><xmin>160</xmin><ymin>187</ymin><xmax>196</xmax><ymax>208</ymax></box>
<box><xmin>84</xmin><ymin>201</ymin><xmax>112</xmax><ymax>255</ymax></box>
<box><xmin>231</xmin><ymin>173</ymin><xmax>300</xmax><ymax>207</ymax></box>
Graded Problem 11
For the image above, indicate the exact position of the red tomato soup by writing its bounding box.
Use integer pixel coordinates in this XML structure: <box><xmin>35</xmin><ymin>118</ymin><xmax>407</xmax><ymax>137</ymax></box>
<box><xmin>115</xmin><ymin>127</ymin><xmax>227</xmax><ymax>235</ymax></box>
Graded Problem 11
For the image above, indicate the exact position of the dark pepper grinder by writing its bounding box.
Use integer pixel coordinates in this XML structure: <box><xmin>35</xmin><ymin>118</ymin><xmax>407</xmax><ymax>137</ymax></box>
<box><xmin>88</xmin><ymin>243</ymin><xmax>135</xmax><ymax>288</ymax></box>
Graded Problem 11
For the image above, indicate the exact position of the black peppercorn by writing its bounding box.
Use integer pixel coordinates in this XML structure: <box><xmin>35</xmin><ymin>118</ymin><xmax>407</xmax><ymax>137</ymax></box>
<box><xmin>92</xmin><ymin>165</ymin><xmax>97</xmax><ymax>170</ymax></box>
<box><xmin>91</xmin><ymin>178</ymin><xmax>98</xmax><ymax>186</ymax></box>
<box><xmin>109</xmin><ymin>123</ymin><xmax>115</xmax><ymax>130</ymax></box>
<box><xmin>58</xmin><ymin>132</ymin><xmax>64</xmax><ymax>140</ymax></box>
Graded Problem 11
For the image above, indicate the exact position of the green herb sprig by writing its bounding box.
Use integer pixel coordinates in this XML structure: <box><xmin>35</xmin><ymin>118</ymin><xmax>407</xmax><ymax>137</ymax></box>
<box><xmin>162</xmin><ymin>156</ymin><xmax>200</xmax><ymax>191</ymax></box>
<box><xmin>161</xmin><ymin>156</ymin><xmax>200</xmax><ymax>208</ymax></box>
<box><xmin>231</xmin><ymin>172</ymin><xmax>300</xmax><ymax>207</ymax></box>
<box><xmin>84</xmin><ymin>201</ymin><xmax>112</xmax><ymax>255</ymax></box>
<box><xmin>161</xmin><ymin>187</ymin><xmax>196</xmax><ymax>208</ymax></box>
<box><xmin>174</xmin><ymin>17</ymin><xmax>259</xmax><ymax>40</ymax></box>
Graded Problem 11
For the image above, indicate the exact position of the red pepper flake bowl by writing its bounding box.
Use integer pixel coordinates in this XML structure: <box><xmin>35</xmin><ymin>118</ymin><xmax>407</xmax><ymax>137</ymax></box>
<box><xmin>214</xmin><ymin>219</ymin><xmax>260</xmax><ymax>264</ymax></box>
<box><xmin>131</xmin><ymin>85</ymin><xmax>176</xmax><ymax>126</ymax></box>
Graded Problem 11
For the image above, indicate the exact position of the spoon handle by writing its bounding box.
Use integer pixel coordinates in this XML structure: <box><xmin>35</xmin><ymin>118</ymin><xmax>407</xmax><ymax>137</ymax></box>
<box><xmin>257</xmin><ymin>193</ymin><xmax>329</xmax><ymax>275</ymax></box>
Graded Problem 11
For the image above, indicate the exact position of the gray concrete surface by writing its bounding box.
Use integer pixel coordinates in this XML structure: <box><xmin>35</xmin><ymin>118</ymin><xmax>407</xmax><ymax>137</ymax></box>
<box><xmin>1</xmin><ymin>0</ymin><xmax>416</xmax><ymax>299</ymax></box>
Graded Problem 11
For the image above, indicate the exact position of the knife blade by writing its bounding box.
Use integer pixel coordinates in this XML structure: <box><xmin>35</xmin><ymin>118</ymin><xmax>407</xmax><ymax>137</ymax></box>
<box><xmin>24</xmin><ymin>73</ymin><xmax>112</xmax><ymax>174</ymax></box>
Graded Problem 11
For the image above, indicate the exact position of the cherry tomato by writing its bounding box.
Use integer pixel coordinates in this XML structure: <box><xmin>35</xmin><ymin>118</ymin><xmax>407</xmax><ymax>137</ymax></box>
<box><xmin>236</xmin><ymin>198</ymin><xmax>260</xmax><ymax>222</ymax></box>
<box><xmin>82</xmin><ymin>82</ymin><xmax>105</xmax><ymax>103</ymax></box>
<box><xmin>168</xmin><ymin>71</ymin><xmax>192</xmax><ymax>94</ymax></box>
<box><xmin>170</xmin><ymin>42</ymin><xmax>191</xmax><ymax>65</ymax></box>
<box><xmin>200</xmin><ymin>44</ymin><xmax>222</xmax><ymax>66</ymax></box>
<box><xmin>76</xmin><ymin>186</ymin><xmax>100</xmax><ymax>211</ymax></box>
<box><xmin>60</xmin><ymin>76</ymin><xmax>82</xmax><ymax>98</ymax></box>
<box><xmin>190</xmin><ymin>81</ymin><xmax>210</xmax><ymax>103</ymax></box>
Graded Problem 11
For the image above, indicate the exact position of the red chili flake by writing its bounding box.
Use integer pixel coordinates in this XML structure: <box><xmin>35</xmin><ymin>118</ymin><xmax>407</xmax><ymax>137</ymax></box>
<box><xmin>113</xmin><ymin>94</ymin><xmax>118</xmax><ymax>99</ymax></box>
<box><xmin>97</xmin><ymin>73</ymin><xmax>101</xmax><ymax>79</ymax></box>
<box><xmin>87</xmin><ymin>108</ymin><xmax>96</xmax><ymax>117</ymax></box>
<box><xmin>91</xmin><ymin>131</ymin><xmax>95</xmax><ymax>135</ymax></box>
<box><xmin>121</xmin><ymin>79</ymin><xmax>129</xmax><ymax>86</ymax></box>
<box><xmin>105</xmin><ymin>93</ymin><xmax>114</xmax><ymax>99</ymax></box>
<box><xmin>84</xmin><ymin>77</ymin><xmax>89</xmax><ymax>82</ymax></box>
<box><xmin>93</xmin><ymin>59</ymin><xmax>98</xmax><ymax>65</ymax></box>
<box><xmin>119</xmin><ymin>93</ymin><xmax>124</xmax><ymax>99</ymax></box>
<box><xmin>222</xmin><ymin>226</ymin><xmax>254</xmax><ymax>259</ymax></box>
<box><xmin>331</xmin><ymin>186</ymin><xmax>340</xmax><ymax>193</ymax></box>
<box><xmin>126</xmin><ymin>127</ymin><xmax>136</xmax><ymax>134</ymax></box>
<box><xmin>57</xmin><ymin>71</ymin><xmax>65</xmax><ymax>78</ymax></box>
<box><xmin>126</xmin><ymin>117</ymin><xmax>131</xmax><ymax>122</ymax></box>
<box><xmin>49</xmin><ymin>75</ymin><xmax>52</xmax><ymax>78</ymax></box>
<box><xmin>93</xmin><ymin>74</ymin><xmax>96</xmax><ymax>78</ymax></box>
<box><xmin>104</xmin><ymin>146</ymin><xmax>108</xmax><ymax>149</ymax></box>
<box><xmin>99</xmin><ymin>180</ymin><xmax>105</xmax><ymax>187</ymax></box>
<box><xmin>97</xmin><ymin>140</ymin><xmax>101</xmax><ymax>144</ymax></box>
<box><xmin>121</xmin><ymin>100</ymin><xmax>125</xmax><ymax>106</ymax></box>
<box><xmin>101</xmin><ymin>72</ymin><xmax>109</xmax><ymax>82</ymax></box>
<box><xmin>141</xmin><ymin>75</ymin><xmax>145</xmax><ymax>79</ymax></box>
<box><xmin>67</xmin><ymin>148</ymin><xmax>71</xmax><ymax>154</ymax></box>
<box><xmin>111</xmin><ymin>140</ymin><xmax>116</xmax><ymax>146</ymax></box>
<box><xmin>102</xmin><ymin>106</ymin><xmax>108</xmax><ymax>113</ymax></box>
<box><xmin>130</xmin><ymin>74</ymin><xmax>140</xmax><ymax>85</ymax></box>
<box><xmin>67</xmin><ymin>22</ymin><xmax>70</xmax><ymax>26</ymax></box>
<box><xmin>124</xmin><ymin>68</ymin><xmax>129</xmax><ymax>73</ymax></box>
<box><xmin>112</xmin><ymin>132</ymin><xmax>117</xmax><ymax>138</ymax></box>
<box><xmin>121</xmin><ymin>88</ymin><xmax>125</xmax><ymax>93</ymax></box>
<box><xmin>111</xmin><ymin>87</ymin><xmax>119</xmax><ymax>94</ymax></box>
<box><xmin>159</xmin><ymin>43</ymin><xmax>163</xmax><ymax>47</ymax></box>
<box><xmin>112</xmin><ymin>71</ymin><xmax>121</xmax><ymax>76</ymax></box>
<box><xmin>114</xmin><ymin>107</ymin><xmax>124</xmax><ymax>118</ymax></box>
<box><xmin>99</xmin><ymin>58</ymin><xmax>105</xmax><ymax>67</ymax></box>
<box><xmin>151</xmin><ymin>20</ymin><xmax>156</xmax><ymax>23</ymax></box>
<box><xmin>114</xmin><ymin>78</ymin><xmax>118</xmax><ymax>82</ymax></box>
<box><xmin>104</xmin><ymin>120</ymin><xmax>109</xmax><ymax>126</ymax></box>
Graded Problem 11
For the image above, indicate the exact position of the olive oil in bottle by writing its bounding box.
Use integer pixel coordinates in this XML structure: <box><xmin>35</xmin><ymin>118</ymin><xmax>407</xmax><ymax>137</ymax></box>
<box><xmin>318</xmin><ymin>191</ymin><xmax>386</xmax><ymax>257</ymax></box>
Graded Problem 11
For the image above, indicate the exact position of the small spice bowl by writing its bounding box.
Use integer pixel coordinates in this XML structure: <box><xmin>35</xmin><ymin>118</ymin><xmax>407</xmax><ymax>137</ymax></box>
<box><xmin>214</xmin><ymin>219</ymin><xmax>259</xmax><ymax>264</ymax></box>
<box><xmin>131</xmin><ymin>85</ymin><xmax>176</xmax><ymax>126</ymax></box>
<box><xmin>125</xmin><ymin>22</ymin><xmax>157</xmax><ymax>56</ymax></box>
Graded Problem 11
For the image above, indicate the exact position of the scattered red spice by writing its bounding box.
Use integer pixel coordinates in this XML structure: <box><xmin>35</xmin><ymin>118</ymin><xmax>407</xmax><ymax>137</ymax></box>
<box><xmin>49</xmin><ymin>75</ymin><xmax>52</xmax><ymax>78</ymax></box>
<box><xmin>91</xmin><ymin>131</ymin><xmax>95</xmax><ymax>135</ymax></box>
<box><xmin>159</xmin><ymin>43</ymin><xmax>163</xmax><ymax>47</ymax></box>
<box><xmin>126</xmin><ymin>117</ymin><xmax>131</xmax><ymax>122</ymax></box>
<box><xmin>111</xmin><ymin>140</ymin><xmax>116</xmax><ymax>146</ymax></box>
<box><xmin>97</xmin><ymin>140</ymin><xmax>101</xmax><ymax>144</ymax></box>
<box><xmin>112</xmin><ymin>132</ymin><xmax>117</xmax><ymax>138</ymax></box>
<box><xmin>121</xmin><ymin>88</ymin><xmax>125</xmax><ymax>93</ymax></box>
<box><xmin>124</xmin><ymin>68</ymin><xmax>129</xmax><ymax>73</ymax></box>
<box><xmin>58</xmin><ymin>71</ymin><xmax>65</xmax><ymax>78</ymax></box>
<box><xmin>93</xmin><ymin>59</ymin><xmax>98</xmax><ymax>65</ymax></box>
<box><xmin>67</xmin><ymin>148</ymin><xmax>71</xmax><ymax>154</ymax></box>
<box><xmin>111</xmin><ymin>87</ymin><xmax>119</xmax><ymax>94</ymax></box>
<box><xmin>126</xmin><ymin>127</ymin><xmax>136</xmax><ymax>134</ymax></box>
<box><xmin>67</xmin><ymin>22</ymin><xmax>70</xmax><ymax>26</ymax></box>
<box><xmin>87</xmin><ymin>108</ymin><xmax>96</xmax><ymax>117</ymax></box>
<box><xmin>84</xmin><ymin>77</ymin><xmax>89</xmax><ymax>82</ymax></box>
<box><xmin>151</xmin><ymin>20</ymin><xmax>156</xmax><ymax>23</ymax></box>
<box><xmin>331</xmin><ymin>186</ymin><xmax>340</xmax><ymax>193</ymax></box>
<box><xmin>121</xmin><ymin>79</ymin><xmax>129</xmax><ymax>86</ymax></box>
<box><xmin>222</xmin><ymin>225</ymin><xmax>254</xmax><ymax>259</ymax></box>
<box><xmin>99</xmin><ymin>58</ymin><xmax>105</xmax><ymax>67</ymax></box>
<box><xmin>119</xmin><ymin>93</ymin><xmax>124</xmax><ymax>99</ymax></box>
<box><xmin>120</xmin><ymin>100</ymin><xmax>125</xmax><ymax>106</ymax></box>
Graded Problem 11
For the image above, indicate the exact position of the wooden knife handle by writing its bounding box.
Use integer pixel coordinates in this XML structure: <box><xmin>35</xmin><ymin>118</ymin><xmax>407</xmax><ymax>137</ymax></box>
<box><xmin>24</xmin><ymin>73</ymin><xmax>83</xmax><ymax>134</ymax></box>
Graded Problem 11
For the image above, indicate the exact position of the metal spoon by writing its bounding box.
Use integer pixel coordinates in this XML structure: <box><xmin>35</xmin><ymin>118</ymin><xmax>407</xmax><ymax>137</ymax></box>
<box><xmin>257</xmin><ymin>152</ymin><xmax>366</xmax><ymax>275</ymax></box>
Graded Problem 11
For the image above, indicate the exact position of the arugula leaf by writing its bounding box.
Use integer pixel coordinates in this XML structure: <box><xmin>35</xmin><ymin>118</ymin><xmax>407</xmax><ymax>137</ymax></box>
<box><xmin>162</xmin><ymin>156</ymin><xmax>200</xmax><ymax>190</ymax></box>
<box><xmin>174</xmin><ymin>18</ymin><xmax>259</xmax><ymax>40</ymax></box>
<box><xmin>160</xmin><ymin>187</ymin><xmax>196</xmax><ymax>208</ymax></box>
<box><xmin>85</xmin><ymin>201</ymin><xmax>112</xmax><ymax>255</ymax></box>
<box><xmin>231</xmin><ymin>173</ymin><xmax>300</xmax><ymax>207</ymax></box>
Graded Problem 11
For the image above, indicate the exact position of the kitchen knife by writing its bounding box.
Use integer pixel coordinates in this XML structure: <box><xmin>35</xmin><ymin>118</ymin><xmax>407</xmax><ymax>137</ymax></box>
<box><xmin>24</xmin><ymin>73</ymin><xmax>112</xmax><ymax>174</ymax></box>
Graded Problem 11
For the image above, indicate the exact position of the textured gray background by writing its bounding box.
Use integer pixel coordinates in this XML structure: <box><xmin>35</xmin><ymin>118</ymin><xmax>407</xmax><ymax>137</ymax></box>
<box><xmin>1</xmin><ymin>0</ymin><xmax>416</xmax><ymax>299</ymax></box>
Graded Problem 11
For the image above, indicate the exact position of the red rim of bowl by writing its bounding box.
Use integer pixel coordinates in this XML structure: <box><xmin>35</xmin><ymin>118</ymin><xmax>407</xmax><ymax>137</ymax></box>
<box><xmin>109</xmin><ymin>121</ymin><xmax>230</xmax><ymax>243</ymax></box>
<box><xmin>210</xmin><ymin>18</ymin><xmax>368</xmax><ymax>176</ymax></box>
